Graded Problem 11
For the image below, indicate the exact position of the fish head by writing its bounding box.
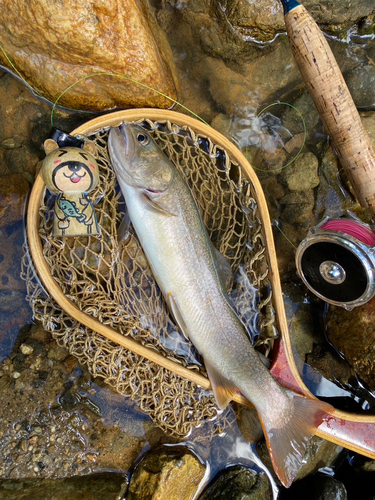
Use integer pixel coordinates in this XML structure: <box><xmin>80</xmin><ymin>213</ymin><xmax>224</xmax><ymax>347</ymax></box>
<box><xmin>108</xmin><ymin>123</ymin><xmax>174</xmax><ymax>193</ymax></box>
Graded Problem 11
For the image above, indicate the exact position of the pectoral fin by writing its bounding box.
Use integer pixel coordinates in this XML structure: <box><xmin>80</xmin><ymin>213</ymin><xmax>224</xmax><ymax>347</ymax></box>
<box><xmin>166</xmin><ymin>292</ymin><xmax>190</xmax><ymax>340</ymax></box>
<box><xmin>210</xmin><ymin>242</ymin><xmax>233</xmax><ymax>291</ymax></box>
<box><xmin>142</xmin><ymin>192</ymin><xmax>176</xmax><ymax>217</ymax></box>
<box><xmin>117</xmin><ymin>210</ymin><xmax>132</xmax><ymax>244</ymax></box>
<box><xmin>204</xmin><ymin>358</ymin><xmax>238</xmax><ymax>410</ymax></box>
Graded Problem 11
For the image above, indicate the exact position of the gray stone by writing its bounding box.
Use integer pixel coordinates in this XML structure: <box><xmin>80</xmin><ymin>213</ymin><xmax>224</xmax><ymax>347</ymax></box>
<box><xmin>199</xmin><ymin>466</ymin><xmax>272</xmax><ymax>500</ymax></box>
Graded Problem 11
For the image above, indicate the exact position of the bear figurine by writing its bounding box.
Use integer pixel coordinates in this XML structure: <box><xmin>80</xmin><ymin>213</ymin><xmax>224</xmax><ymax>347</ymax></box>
<box><xmin>41</xmin><ymin>138</ymin><xmax>100</xmax><ymax>237</ymax></box>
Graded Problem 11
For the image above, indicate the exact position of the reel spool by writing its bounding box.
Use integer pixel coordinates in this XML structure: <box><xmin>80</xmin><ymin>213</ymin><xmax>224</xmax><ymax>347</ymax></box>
<box><xmin>296</xmin><ymin>218</ymin><xmax>375</xmax><ymax>309</ymax></box>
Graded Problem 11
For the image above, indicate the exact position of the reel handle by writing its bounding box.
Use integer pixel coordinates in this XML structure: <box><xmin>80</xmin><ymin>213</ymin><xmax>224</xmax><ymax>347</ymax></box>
<box><xmin>282</xmin><ymin>0</ymin><xmax>375</xmax><ymax>220</ymax></box>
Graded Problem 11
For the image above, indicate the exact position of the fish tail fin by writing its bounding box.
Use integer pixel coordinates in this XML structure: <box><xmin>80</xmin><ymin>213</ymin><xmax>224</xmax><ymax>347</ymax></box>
<box><xmin>259</xmin><ymin>392</ymin><xmax>333</xmax><ymax>488</ymax></box>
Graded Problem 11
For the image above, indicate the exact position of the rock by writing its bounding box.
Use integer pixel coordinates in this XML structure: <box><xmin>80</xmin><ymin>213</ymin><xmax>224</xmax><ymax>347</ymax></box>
<box><xmin>261</xmin><ymin>176</ymin><xmax>286</xmax><ymax>221</ymax></box>
<box><xmin>281</xmin><ymin>152</ymin><xmax>320</xmax><ymax>192</ymax></box>
<box><xmin>0</xmin><ymin>218</ymin><xmax>29</xmax><ymax>294</ymax></box>
<box><xmin>314</xmin><ymin>146</ymin><xmax>357</xmax><ymax>222</ymax></box>
<box><xmin>0</xmin><ymin>473</ymin><xmax>128</xmax><ymax>500</ymax></box>
<box><xmin>345</xmin><ymin>64</ymin><xmax>375</xmax><ymax>110</ymax></box>
<box><xmin>164</xmin><ymin>0</ymin><xmax>375</xmax><ymax>58</ymax></box>
<box><xmin>0</xmin><ymin>0</ymin><xmax>179</xmax><ymax>111</ymax></box>
<box><xmin>305</xmin><ymin>344</ymin><xmax>354</xmax><ymax>389</ymax></box>
<box><xmin>127</xmin><ymin>446</ymin><xmax>205</xmax><ymax>500</ymax></box>
<box><xmin>279</xmin><ymin>472</ymin><xmax>347</xmax><ymax>499</ymax></box>
<box><xmin>0</xmin><ymin>174</ymin><xmax>29</xmax><ymax>227</ymax></box>
<box><xmin>199</xmin><ymin>465</ymin><xmax>272</xmax><ymax>500</ymax></box>
<box><xmin>325</xmin><ymin>296</ymin><xmax>375</xmax><ymax>391</ymax></box>
<box><xmin>282</xmin><ymin>284</ymin><xmax>325</xmax><ymax>360</ymax></box>
<box><xmin>279</xmin><ymin>190</ymin><xmax>315</xmax><ymax>228</ymax></box>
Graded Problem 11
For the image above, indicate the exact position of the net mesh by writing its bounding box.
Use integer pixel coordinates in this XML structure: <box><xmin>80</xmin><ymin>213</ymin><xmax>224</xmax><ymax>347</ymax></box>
<box><xmin>22</xmin><ymin>118</ymin><xmax>279</xmax><ymax>436</ymax></box>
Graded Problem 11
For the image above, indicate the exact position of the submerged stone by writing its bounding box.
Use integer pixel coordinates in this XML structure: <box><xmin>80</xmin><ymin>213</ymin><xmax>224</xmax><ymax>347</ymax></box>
<box><xmin>0</xmin><ymin>174</ymin><xmax>29</xmax><ymax>227</ymax></box>
<box><xmin>281</xmin><ymin>152</ymin><xmax>320</xmax><ymax>192</ymax></box>
<box><xmin>127</xmin><ymin>446</ymin><xmax>205</xmax><ymax>500</ymax></box>
<box><xmin>326</xmin><ymin>296</ymin><xmax>375</xmax><ymax>392</ymax></box>
<box><xmin>0</xmin><ymin>0</ymin><xmax>179</xmax><ymax>111</ymax></box>
<box><xmin>199</xmin><ymin>465</ymin><xmax>272</xmax><ymax>500</ymax></box>
<box><xmin>0</xmin><ymin>473</ymin><xmax>128</xmax><ymax>500</ymax></box>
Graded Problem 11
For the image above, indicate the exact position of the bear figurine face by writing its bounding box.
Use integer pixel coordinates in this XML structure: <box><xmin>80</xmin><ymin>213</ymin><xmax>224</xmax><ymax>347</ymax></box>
<box><xmin>41</xmin><ymin>139</ymin><xmax>99</xmax><ymax>195</ymax></box>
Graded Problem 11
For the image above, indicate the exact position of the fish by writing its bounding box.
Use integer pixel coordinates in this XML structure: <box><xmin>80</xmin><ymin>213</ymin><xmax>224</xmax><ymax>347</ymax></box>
<box><xmin>108</xmin><ymin>123</ymin><xmax>333</xmax><ymax>488</ymax></box>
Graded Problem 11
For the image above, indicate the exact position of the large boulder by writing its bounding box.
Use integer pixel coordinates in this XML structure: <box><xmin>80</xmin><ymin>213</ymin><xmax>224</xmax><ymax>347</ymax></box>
<box><xmin>0</xmin><ymin>0</ymin><xmax>180</xmax><ymax>111</ymax></box>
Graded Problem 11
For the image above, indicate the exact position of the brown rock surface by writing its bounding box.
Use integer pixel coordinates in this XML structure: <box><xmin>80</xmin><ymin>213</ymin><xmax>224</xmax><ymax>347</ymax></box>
<box><xmin>0</xmin><ymin>173</ymin><xmax>29</xmax><ymax>227</ymax></box>
<box><xmin>326</xmin><ymin>297</ymin><xmax>375</xmax><ymax>391</ymax></box>
<box><xmin>0</xmin><ymin>0</ymin><xmax>179</xmax><ymax>111</ymax></box>
<box><xmin>127</xmin><ymin>447</ymin><xmax>205</xmax><ymax>500</ymax></box>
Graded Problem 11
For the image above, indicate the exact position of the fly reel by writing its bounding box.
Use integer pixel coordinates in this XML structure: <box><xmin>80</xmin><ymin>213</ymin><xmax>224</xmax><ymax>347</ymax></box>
<box><xmin>296</xmin><ymin>218</ymin><xmax>375</xmax><ymax>309</ymax></box>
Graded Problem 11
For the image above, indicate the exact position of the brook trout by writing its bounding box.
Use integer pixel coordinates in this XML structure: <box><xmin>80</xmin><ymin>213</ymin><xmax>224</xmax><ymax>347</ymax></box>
<box><xmin>108</xmin><ymin>123</ymin><xmax>333</xmax><ymax>487</ymax></box>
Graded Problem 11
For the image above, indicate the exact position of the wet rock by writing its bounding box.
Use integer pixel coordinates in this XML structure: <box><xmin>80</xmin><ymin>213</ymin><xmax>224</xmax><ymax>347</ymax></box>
<box><xmin>325</xmin><ymin>296</ymin><xmax>375</xmax><ymax>391</ymax></box>
<box><xmin>4</xmin><ymin>147</ymin><xmax>40</xmax><ymax>179</ymax></box>
<box><xmin>0</xmin><ymin>0</ymin><xmax>179</xmax><ymax>111</ymax></box>
<box><xmin>279</xmin><ymin>190</ymin><xmax>315</xmax><ymax>228</ymax></box>
<box><xmin>0</xmin><ymin>472</ymin><xmax>128</xmax><ymax>500</ymax></box>
<box><xmin>273</xmin><ymin>221</ymin><xmax>303</xmax><ymax>278</ymax></box>
<box><xmin>279</xmin><ymin>472</ymin><xmax>347</xmax><ymax>500</ymax></box>
<box><xmin>127</xmin><ymin>446</ymin><xmax>205</xmax><ymax>500</ymax></box>
<box><xmin>168</xmin><ymin>0</ymin><xmax>375</xmax><ymax>56</ymax></box>
<box><xmin>345</xmin><ymin>64</ymin><xmax>375</xmax><ymax>110</ymax></box>
<box><xmin>199</xmin><ymin>57</ymin><xmax>257</xmax><ymax>117</ymax></box>
<box><xmin>199</xmin><ymin>465</ymin><xmax>271</xmax><ymax>500</ymax></box>
<box><xmin>0</xmin><ymin>219</ymin><xmax>29</xmax><ymax>298</ymax></box>
<box><xmin>260</xmin><ymin>176</ymin><xmax>286</xmax><ymax>221</ymax></box>
<box><xmin>281</xmin><ymin>152</ymin><xmax>320</xmax><ymax>192</ymax></box>
<box><xmin>282</xmin><ymin>284</ymin><xmax>325</xmax><ymax>360</ymax></box>
<box><xmin>0</xmin><ymin>174</ymin><xmax>29</xmax><ymax>227</ymax></box>
<box><xmin>305</xmin><ymin>344</ymin><xmax>354</xmax><ymax>389</ymax></box>
<box><xmin>313</xmin><ymin>146</ymin><xmax>357</xmax><ymax>222</ymax></box>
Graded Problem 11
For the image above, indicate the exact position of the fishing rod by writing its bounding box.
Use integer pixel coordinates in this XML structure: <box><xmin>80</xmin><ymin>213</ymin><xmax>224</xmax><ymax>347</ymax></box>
<box><xmin>281</xmin><ymin>0</ymin><xmax>375</xmax><ymax>309</ymax></box>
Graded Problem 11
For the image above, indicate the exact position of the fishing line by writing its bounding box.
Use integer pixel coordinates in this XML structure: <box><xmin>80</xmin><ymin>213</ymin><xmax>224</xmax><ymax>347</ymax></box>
<box><xmin>0</xmin><ymin>43</ymin><xmax>306</xmax><ymax>174</ymax></box>
<box><xmin>272</xmin><ymin>220</ymin><xmax>297</xmax><ymax>249</ymax></box>
<box><xmin>0</xmin><ymin>42</ymin><xmax>44</xmax><ymax>98</ymax></box>
<box><xmin>249</xmin><ymin>101</ymin><xmax>307</xmax><ymax>173</ymax></box>
<box><xmin>50</xmin><ymin>72</ymin><xmax>210</xmax><ymax>127</ymax></box>
<box><xmin>0</xmin><ymin>43</ymin><xmax>209</xmax><ymax>127</ymax></box>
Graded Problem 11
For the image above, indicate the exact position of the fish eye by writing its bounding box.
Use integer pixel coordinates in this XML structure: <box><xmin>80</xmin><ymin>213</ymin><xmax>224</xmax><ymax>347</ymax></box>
<box><xmin>137</xmin><ymin>133</ymin><xmax>149</xmax><ymax>146</ymax></box>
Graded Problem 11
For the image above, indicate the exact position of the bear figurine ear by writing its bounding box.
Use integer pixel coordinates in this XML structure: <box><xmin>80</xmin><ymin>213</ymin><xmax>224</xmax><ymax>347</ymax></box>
<box><xmin>83</xmin><ymin>141</ymin><xmax>97</xmax><ymax>157</ymax></box>
<box><xmin>44</xmin><ymin>139</ymin><xmax>59</xmax><ymax>155</ymax></box>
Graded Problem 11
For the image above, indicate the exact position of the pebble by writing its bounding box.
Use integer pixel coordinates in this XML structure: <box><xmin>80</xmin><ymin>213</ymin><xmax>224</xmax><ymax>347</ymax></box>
<box><xmin>20</xmin><ymin>344</ymin><xmax>34</xmax><ymax>356</ymax></box>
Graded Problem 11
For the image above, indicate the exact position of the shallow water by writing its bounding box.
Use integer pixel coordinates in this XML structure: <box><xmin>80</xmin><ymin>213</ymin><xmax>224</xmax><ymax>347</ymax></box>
<box><xmin>1</xmin><ymin>2</ymin><xmax>375</xmax><ymax>498</ymax></box>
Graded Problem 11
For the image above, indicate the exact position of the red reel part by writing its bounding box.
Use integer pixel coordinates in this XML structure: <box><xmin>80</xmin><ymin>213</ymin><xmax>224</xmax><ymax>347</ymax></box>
<box><xmin>296</xmin><ymin>218</ymin><xmax>375</xmax><ymax>309</ymax></box>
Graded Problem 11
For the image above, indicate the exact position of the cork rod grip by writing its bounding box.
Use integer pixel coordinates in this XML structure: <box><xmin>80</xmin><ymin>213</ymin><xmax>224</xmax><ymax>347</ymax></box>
<box><xmin>284</xmin><ymin>4</ymin><xmax>375</xmax><ymax>219</ymax></box>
